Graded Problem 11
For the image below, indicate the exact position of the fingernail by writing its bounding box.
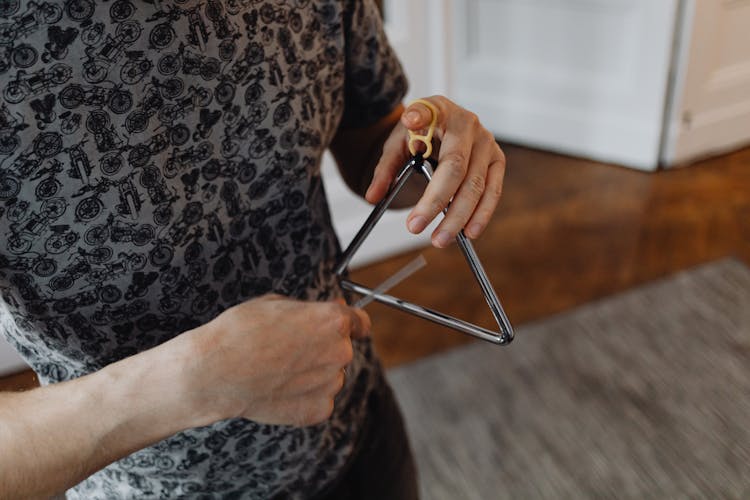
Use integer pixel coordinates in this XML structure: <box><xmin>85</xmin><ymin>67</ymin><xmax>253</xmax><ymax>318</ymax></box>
<box><xmin>405</xmin><ymin>110</ymin><xmax>420</xmax><ymax>124</ymax></box>
<box><xmin>407</xmin><ymin>216</ymin><xmax>427</xmax><ymax>234</ymax></box>
<box><xmin>434</xmin><ymin>231</ymin><xmax>452</xmax><ymax>248</ymax></box>
<box><xmin>468</xmin><ymin>223</ymin><xmax>482</xmax><ymax>238</ymax></box>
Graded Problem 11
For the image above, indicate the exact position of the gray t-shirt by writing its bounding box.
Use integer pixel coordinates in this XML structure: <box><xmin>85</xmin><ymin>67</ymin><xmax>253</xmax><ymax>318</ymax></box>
<box><xmin>0</xmin><ymin>0</ymin><xmax>407</xmax><ymax>497</ymax></box>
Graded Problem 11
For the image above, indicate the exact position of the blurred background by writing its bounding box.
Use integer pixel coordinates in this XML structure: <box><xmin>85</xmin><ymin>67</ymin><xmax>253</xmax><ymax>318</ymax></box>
<box><xmin>318</xmin><ymin>0</ymin><xmax>750</xmax><ymax>363</ymax></box>
<box><xmin>332</xmin><ymin>1</ymin><xmax>750</xmax><ymax>498</ymax></box>
<box><xmin>1</xmin><ymin>0</ymin><xmax>749</xmax><ymax>497</ymax></box>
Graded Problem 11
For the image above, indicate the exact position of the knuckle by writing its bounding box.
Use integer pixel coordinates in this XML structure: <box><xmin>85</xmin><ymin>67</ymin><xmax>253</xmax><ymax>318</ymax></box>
<box><xmin>443</xmin><ymin>151</ymin><xmax>468</xmax><ymax>176</ymax></box>
<box><xmin>466</xmin><ymin>174</ymin><xmax>485</xmax><ymax>198</ymax></box>
<box><xmin>324</xmin><ymin>303</ymin><xmax>348</xmax><ymax>331</ymax></box>
<box><xmin>432</xmin><ymin>95</ymin><xmax>449</xmax><ymax>108</ymax></box>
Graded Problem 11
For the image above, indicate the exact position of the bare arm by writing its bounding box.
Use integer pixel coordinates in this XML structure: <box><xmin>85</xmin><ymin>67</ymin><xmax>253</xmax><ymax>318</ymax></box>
<box><xmin>0</xmin><ymin>330</ymin><xmax>209</xmax><ymax>499</ymax></box>
<box><xmin>0</xmin><ymin>295</ymin><xmax>370</xmax><ymax>499</ymax></box>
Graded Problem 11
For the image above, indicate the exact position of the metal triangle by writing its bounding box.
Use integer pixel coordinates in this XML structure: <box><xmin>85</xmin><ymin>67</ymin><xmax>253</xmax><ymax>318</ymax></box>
<box><xmin>334</xmin><ymin>156</ymin><xmax>514</xmax><ymax>345</ymax></box>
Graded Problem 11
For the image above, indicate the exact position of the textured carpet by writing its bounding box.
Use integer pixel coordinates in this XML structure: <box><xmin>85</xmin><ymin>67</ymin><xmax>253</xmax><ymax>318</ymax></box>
<box><xmin>387</xmin><ymin>258</ymin><xmax>750</xmax><ymax>500</ymax></box>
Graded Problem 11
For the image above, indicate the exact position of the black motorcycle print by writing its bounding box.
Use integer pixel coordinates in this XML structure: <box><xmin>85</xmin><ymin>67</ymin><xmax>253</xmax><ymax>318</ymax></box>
<box><xmin>156</xmin><ymin>85</ymin><xmax>212</xmax><ymax>125</ymax></box>
<box><xmin>58</xmin><ymin>82</ymin><xmax>133</xmax><ymax>114</ymax></box>
<box><xmin>81</xmin><ymin>21</ymin><xmax>141</xmax><ymax>83</ymax></box>
<box><xmin>0</xmin><ymin>103</ymin><xmax>28</xmax><ymax>156</ymax></box>
<box><xmin>0</xmin><ymin>43</ymin><xmax>38</xmax><ymax>75</ymax></box>
<box><xmin>3</xmin><ymin>63</ymin><xmax>72</xmax><ymax>104</ymax></box>
<box><xmin>0</xmin><ymin>2</ymin><xmax>62</xmax><ymax>43</ymax></box>
<box><xmin>164</xmin><ymin>141</ymin><xmax>213</xmax><ymax>179</ymax></box>
<box><xmin>123</xmin><ymin>77</ymin><xmax>183</xmax><ymax>133</ymax></box>
<box><xmin>120</xmin><ymin>50</ymin><xmax>153</xmax><ymax>85</ymax></box>
<box><xmin>146</xmin><ymin>4</ymin><xmax>208</xmax><ymax>51</ymax></box>
<box><xmin>157</xmin><ymin>43</ymin><xmax>221</xmax><ymax>81</ymax></box>
<box><xmin>64</xmin><ymin>0</ymin><xmax>95</xmax><ymax>23</ymax></box>
<box><xmin>84</xmin><ymin>214</ymin><xmax>155</xmax><ymax>247</ymax></box>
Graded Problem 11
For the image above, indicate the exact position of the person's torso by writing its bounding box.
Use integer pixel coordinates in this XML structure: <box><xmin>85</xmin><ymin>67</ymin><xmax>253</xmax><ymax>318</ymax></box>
<box><xmin>0</xmin><ymin>0</ymin><xmax>347</xmax><ymax>375</ymax></box>
<box><xmin>0</xmin><ymin>1</ymin><xmax>381</xmax><ymax>498</ymax></box>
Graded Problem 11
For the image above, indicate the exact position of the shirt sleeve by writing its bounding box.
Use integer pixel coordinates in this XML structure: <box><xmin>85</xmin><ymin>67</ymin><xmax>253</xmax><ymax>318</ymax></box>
<box><xmin>338</xmin><ymin>0</ymin><xmax>409</xmax><ymax>129</ymax></box>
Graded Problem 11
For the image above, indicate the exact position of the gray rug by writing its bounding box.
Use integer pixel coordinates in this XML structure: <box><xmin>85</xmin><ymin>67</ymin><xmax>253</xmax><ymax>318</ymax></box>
<box><xmin>388</xmin><ymin>258</ymin><xmax>750</xmax><ymax>500</ymax></box>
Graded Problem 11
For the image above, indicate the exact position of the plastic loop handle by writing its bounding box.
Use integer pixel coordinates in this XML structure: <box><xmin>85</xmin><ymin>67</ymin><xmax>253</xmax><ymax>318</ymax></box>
<box><xmin>407</xmin><ymin>99</ymin><xmax>438</xmax><ymax>158</ymax></box>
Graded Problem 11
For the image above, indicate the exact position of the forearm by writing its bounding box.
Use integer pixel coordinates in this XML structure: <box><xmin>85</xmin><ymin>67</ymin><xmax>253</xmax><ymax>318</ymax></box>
<box><xmin>0</xmin><ymin>331</ymin><xmax>208</xmax><ymax>499</ymax></box>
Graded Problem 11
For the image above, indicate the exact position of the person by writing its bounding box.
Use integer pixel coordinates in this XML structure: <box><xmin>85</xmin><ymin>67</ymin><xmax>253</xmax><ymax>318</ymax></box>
<box><xmin>0</xmin><ymin>0</ymin><xmax>506</xmax><ymax>498</ymax></box>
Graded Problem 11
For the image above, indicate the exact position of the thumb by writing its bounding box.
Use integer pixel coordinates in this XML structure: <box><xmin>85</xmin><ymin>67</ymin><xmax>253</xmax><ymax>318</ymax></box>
<box><xmin>401</xmin><ymin>101</ymin><xmax>433</xmax><ymax>131</ymax></box>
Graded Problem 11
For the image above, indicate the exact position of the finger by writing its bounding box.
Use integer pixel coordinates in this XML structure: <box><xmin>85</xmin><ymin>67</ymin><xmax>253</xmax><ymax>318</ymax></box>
<box><xmin>430</xmin><ymin>136</ymin><xmax>494</xmax><ymax>247</ymax></box>
<box><xmin>368</xmin><ymin>97</ymin><xmax>448</xmax><ymax>203</ymax></box>
<box><xmin>401</xmin><ymin>101</ymin><xmax>435</xmax><ymax>132</ymax></box>
<box><xmin>304</xmin><ymin>367</ymin><xmax>345</xmax><ymax>403</ymax></box>
<box><xmin>334</xmin><ymin>368</ymin><xmax>346</xmax><ymax>396</ymax></box>
<box><xmin>324</xmin><ymin>302</ymin><xmax>372</xmax><ymax>340</ymax></box>
<box><xmin>349</xmin><ymin>307</ymin><xmax>372</xmax><ymax>340</ymax></box>
<box><xmin>406</xmin><ymin>114</ymin><xmax>475</xmax><ymax>235</ymax></box>
<box><xmin>465</xmin><ymin>154</ymin><xmax>506</xmax><ymax>239</ymax></box>
<box><xmin>365</xmin><ymin>122</ymin><xmax>410</xmax><ymax>204</ymax></box>
<box><xmin>281</xmin><ymin>361</ymin><xmax>347</xmax><ymax>397</ymax></box>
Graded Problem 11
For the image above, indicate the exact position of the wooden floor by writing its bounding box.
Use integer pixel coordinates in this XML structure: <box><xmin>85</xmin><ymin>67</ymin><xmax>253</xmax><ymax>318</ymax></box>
<box><xmin>2</xmin><ymin>144</ymin><xmax>749</xmax><ymax>391</ymax></box>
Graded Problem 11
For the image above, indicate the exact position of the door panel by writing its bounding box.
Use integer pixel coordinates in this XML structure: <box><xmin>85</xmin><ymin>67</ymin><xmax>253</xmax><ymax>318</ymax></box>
<box><xmin>662</xmin><ymin>0</ymin><xmax>750</xmax><ymax>166</ymax></box>
<box><xmin>451</xmin><ymin>0</ymin><xmax>678</xmax><ymax>170</ymax></box>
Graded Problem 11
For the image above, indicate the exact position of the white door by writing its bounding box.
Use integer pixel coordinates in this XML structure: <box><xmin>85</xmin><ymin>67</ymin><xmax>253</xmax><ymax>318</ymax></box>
<box><xmin>449</xmin><ymin>0</ymin><xmax>678</xmax><ymax>171</ymax></box>
<box><xmin>662</xmin><ymin>0</ymin><xmax>750</xmax><ymax>166</ymax></box>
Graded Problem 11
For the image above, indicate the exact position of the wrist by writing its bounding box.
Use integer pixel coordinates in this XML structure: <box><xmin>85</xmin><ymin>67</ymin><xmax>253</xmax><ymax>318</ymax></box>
<box><xmin>166</xmin><ymin>323</ymin><xmax>229</xmax><ymax>427</ymax></box>
<box><xmin>99</xmin><ymin>328</ymin><xmax>221</xmax><ymax>440</ymax></box>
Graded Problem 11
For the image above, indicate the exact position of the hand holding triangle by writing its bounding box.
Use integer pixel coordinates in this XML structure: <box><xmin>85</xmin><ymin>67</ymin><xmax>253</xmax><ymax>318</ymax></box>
<box><xmin>334</xmin><ymin>100</ymin><xmax>514</xmax><ymax>345</ymax></box>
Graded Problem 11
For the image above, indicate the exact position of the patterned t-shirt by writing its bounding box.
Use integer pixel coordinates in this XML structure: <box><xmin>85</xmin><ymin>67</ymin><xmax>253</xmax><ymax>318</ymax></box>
<box><xmin>0</xmin><ymin>0</ymin><xmax>407</xmax><ymax>498</ymax></box>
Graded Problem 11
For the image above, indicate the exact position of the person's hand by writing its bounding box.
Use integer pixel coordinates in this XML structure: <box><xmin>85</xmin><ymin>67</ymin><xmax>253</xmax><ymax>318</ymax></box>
<box><xmin>182</xmin><ymin>294</ymin><xmax>371</xmax><ymax>426</ymax></box>
<box><xmin>365</xmin><ymin>96</ymin><xmax>506</xmax><ymax>248</ymax></box>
